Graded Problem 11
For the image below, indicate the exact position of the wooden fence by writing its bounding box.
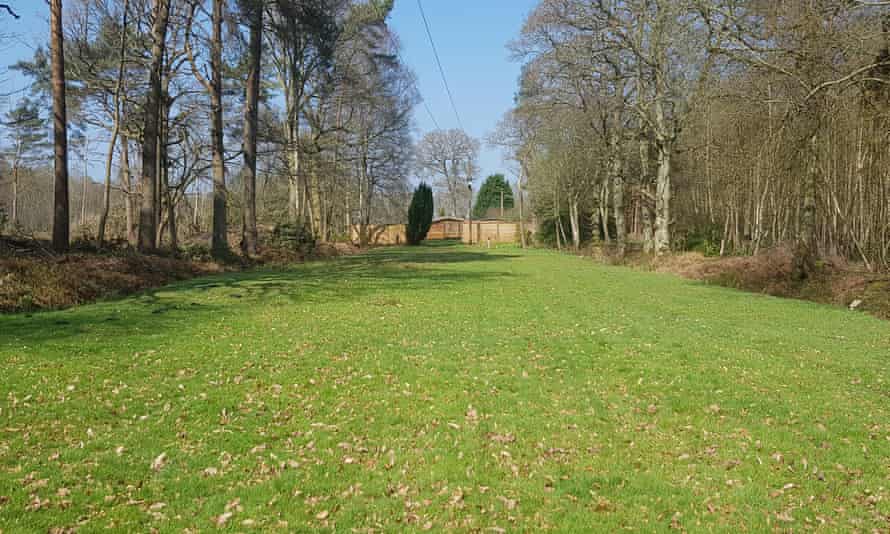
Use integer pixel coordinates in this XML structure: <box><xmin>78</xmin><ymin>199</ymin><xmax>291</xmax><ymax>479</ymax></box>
<box><xmin>462</xmin><ymin>220</ymin><xmax>519</xmax><ymax>244</ymax></box>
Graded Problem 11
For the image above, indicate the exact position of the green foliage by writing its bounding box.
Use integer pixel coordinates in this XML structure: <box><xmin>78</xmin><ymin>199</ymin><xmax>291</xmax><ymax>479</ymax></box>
<box><xmin>535</xmin><ymin>213</ymin><xmax>593</xmax><ymax>247</ymax></box>
<box><xmin>180</xmin><ymin>243</ymin><xmax>214</xmax><ymax>263</ymax></box>
<box><xmin>677</xmin><ymin>223</ymin><xmax>723</xmax><ymax>256</ymax></box>
<box><xmin>271</xmin><ymin>222</ymin><xmax>316</xmax><ymax>255</ymax></box>
<box><xmin>472</xmin><ymin>173</ymin><xmax>514</xmax><ymax>219</ymax></box>
<box><xmin>0</xmin><ymin>244</ymin><xmax>888</xmax><ymax>531</ymax></box>
<box><xmin>3</xmin><ymin>97</ymin><xmax>49</xmax><ymax>166</ymax></box>
<box><xmin>406</xmin><ymin>182</ymin><xmax>434</xmax><ymax>245</ymax></box>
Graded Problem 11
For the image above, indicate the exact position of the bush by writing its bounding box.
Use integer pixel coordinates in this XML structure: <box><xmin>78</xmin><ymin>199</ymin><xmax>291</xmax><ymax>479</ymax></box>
<box><xmin>535</xmin><ymin>212</ymin><xmax>594</xmax><ymax>248</ymax></box>
<box><xmin>271</xmin><ymin>222</ymin><xmax>316</xmax><ymax>255</ymax></box>
<box><xmin>406</xmin><ymin>182</ymin><xmax>434</xmax><ymax>245</ymax></box>
<box><xmin>676</xmin><ymin>223</ymin><xmax>723</xmax><ymax>256</ymax></box>
<box><xmin>180</xmin><ymin>243</ymin><xmax>214</xmax><ymax>262</ymax></box>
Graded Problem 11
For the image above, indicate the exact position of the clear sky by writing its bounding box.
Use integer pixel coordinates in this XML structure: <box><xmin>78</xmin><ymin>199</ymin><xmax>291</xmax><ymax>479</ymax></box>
<box><xmin>0</xmin><ymin>0</ymin><xmax>538</xmax><ymax>186</ymax></box>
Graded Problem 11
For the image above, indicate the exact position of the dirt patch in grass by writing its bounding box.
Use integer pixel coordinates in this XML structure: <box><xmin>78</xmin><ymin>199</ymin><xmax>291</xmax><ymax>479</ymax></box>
<box><xmin>642</xmin><ymin>246</ymin><xmax>890</xmax><ymax>320</ymax></box>
<box><xmin>0</xmin><ymin>236</ymin><xmax>363</xmax><ymax>313</ymax></box>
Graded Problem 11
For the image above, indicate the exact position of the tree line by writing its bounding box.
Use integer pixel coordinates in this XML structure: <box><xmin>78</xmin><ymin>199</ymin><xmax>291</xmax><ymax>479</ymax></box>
<box><xmin>1</xmin><ymin>0</ymin><xmax>418</xmax><ymax>254</ymax></box>
<box><xmin>505</xmin><ymin>0</ymin><xmax>890</xmax><ymax>278</ymax></box>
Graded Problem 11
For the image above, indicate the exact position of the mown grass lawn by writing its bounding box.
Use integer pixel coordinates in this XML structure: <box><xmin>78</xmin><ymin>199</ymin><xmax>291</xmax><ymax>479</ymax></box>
<box><xmin>0</xmin><ymin>243</ymin><xmax>888</xmax><ymax>532</ymax></box>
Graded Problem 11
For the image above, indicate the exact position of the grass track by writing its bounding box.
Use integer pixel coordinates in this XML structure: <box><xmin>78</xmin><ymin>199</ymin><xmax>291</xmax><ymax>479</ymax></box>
<box><xmin>0</xmin><ymin>243</ymin><xmax>888</xmax><ymax>532</ymax></box>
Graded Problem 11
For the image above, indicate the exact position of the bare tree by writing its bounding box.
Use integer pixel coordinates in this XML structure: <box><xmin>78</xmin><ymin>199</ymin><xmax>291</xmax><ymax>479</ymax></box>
<box><xmin>139</xmin><ymin>0</ymin><xmax>170</xmax><ymax>252</ymax></box>
<box><xmin>416</xmin><ymin>129</ymin><xmax>479</xmax><ymax>218</ymax></box>
<box><xmin>97</xmin><ymin>0</ymin><xmax>129</xmax><ymax>244</ymax></box>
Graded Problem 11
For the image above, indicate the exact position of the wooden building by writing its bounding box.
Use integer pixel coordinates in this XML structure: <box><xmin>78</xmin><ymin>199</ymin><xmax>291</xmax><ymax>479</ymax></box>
<box><xmin>427</xmin><ymin>217</ymin><xmax>464</xmax><ymax>240</ymax></box>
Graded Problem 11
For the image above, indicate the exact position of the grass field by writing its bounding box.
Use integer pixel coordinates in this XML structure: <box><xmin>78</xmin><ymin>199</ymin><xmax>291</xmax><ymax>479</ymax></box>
<box><xmin>0</xmin><ymin>243</ymin><xmax>888</xmax><ymax>532</ymax></box>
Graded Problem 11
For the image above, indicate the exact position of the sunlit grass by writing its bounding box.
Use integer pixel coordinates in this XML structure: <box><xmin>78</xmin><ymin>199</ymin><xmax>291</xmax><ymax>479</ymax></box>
<box><xmin>0</xmin><ymin>243</ymin><xmax>888</xmax><ymax>531</ymax></box>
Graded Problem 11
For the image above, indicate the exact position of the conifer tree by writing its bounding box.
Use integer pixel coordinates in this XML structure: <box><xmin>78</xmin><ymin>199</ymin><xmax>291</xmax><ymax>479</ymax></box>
<box><xmin>407</xmin><ymin>182</ymin><xmax>433</xmax><ymax>245</ymax></box>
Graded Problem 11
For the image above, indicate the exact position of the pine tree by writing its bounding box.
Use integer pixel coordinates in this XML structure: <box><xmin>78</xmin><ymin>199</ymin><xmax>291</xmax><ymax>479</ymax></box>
<box><xmin>407</xmin><ymin>182</ymin><xmax>434</xmax><ymax>245</ymax></box>
<box><xmin>472</xmin><ymin>173</ymin><xmax>514</xmax><ymax>219</ymax></box>
<box><xmin>3</xmin><ymin>97</ymin><xmax>49</xmax><ymax>227</ymax></box>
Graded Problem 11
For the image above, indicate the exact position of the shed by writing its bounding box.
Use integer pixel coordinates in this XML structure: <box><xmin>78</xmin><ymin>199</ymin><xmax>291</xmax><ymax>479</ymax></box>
<box><xmin>427</xmin><ymin>217</ymin><xmax>464</xmax><ymax>240</ymax></box>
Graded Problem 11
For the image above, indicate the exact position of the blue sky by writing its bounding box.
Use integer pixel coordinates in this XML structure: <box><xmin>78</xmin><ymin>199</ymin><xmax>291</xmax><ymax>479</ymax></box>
<box><xmin>389</xmin><ymin>0</ymin><xmax>538</xmax><ymax>187</ymax></box>
<box><xmin>0</xmin><ymin>0</ymin><xmax>538</xmax><ymax>186</ymax></box>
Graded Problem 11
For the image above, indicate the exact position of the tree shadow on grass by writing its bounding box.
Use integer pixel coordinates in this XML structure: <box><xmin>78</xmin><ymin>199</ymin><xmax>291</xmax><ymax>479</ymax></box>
<box><xmin>0</xmin><ymin>243</ymin><xmax>517</xmax><ymax>347</ymax></box>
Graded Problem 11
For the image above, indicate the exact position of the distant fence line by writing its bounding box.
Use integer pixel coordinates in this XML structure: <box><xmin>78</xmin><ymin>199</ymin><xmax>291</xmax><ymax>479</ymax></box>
<box><xmin>350</xmin><ymin>219</ymin><xmax>525</xmax><ymax>246</ymax></box>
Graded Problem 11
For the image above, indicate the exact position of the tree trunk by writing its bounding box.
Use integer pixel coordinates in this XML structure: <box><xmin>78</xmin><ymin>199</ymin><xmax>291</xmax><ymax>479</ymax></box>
<box><xmin>154</xmin><ymin>89</ymin><xmax>169</xmax><ymax>246</ymax></box>
<box><xmin>792</xmin><ymin>131</ymin><xmax>819</xmax><ymax>280</ymax></box>
<box><xmin>98</xmin><ymin>126</ymin><xmax>118</xmax><ymax>244</ymax></box>
<box><xmin>139</xmin><ymin>0</ymin><xmax>169</xmax><ymax>252</ymax></box>
<box><xmin>241</xmin><ymin>0</ymin><xmax>262</xmax><ymax>257</ymax></box>
<box><xmin>653</xmin><ymin>140</ymin><xmax>672</xmax><ymax>255</ymax></box>
<box><xmin>210</xmin><ymin>0</ymin><xmax>228</xmax><ymax>255</ymax></box>
<box><xmin>98</xmin><ymin>0</ymin><xmax>127</xmax><ymax>245</ymax></box>
<box><xmin>121</xmin><ymin>137</ymin><xmax>136</xmax><ymax>245</ymax></box>
<box><xmin>518</xmin><ymin>164</ymin><xmax>527</xmax><ymax>248</ymax></box>
<box><xmin>11</xmin><ymin>165</ymin><xmax>18</xmax><ymax>226</ymax></box>
<box><xmin>569</xmin><ymin>197</ymin><xmax>581</xmax><ymax>250</ymax></box>
<box><xmin>81</xmin><ymin>158</ymin><xmax>88</xmax><ymax>227</ymax></box>
<box><xmin>639</xmin><ymin>133</ymin><xmax>654</xmax><ymax>254</ymax></box>
<box><xmin>610</xmin><ymin>125</ymin><xmax>625</xmax><ymax>257</ymax></box>
<box><xmin>51</xmin><ymin>0</ymin><xmax>69</xmax><ymax>252</ymax></box>
<box><xmin>167</xmin><ymin>187</ymin><xmax>177</xmax><ymax>248</ymax></box>
<box><xmin>600</xmin><ymin>181</ymin><xmax>611</xmax><ymax>244</ymax></box>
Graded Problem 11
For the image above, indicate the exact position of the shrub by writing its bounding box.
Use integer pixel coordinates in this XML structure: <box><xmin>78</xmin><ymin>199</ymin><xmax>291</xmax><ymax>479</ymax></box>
<box><xmin>180</xmin><ymin>243</ymin><xmax>214</xmax><ymax>262</ymax></box>
<box><xmin>271</xmin><ymin>222</ymin><xmax>316</xmax><ymax>255</ymax></box>
<box><xmin>407</xmin><ymin>182</ymin><xmax>434</xmax><ymax>245</ymax></box>
<box><xmin>677</xmin><ymin>223</ymin><xmax>723</xmax><ymax>256</ymax></box>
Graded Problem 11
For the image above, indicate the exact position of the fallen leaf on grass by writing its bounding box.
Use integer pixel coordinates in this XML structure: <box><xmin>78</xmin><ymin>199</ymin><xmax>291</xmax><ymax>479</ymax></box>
<box><xmin>214</xmin><ymin>512</ymin><xmax>233</xmax><ymax>527</ymax></box>
<box><xmin>487</xmin><ymin>433</ymin><xmax>515</xmax><ymax>444</ymax></box>
<box><xmin>466</xmin><ymin>406</ymin><xmax>479</xmax><ymax>423</ymax></box>
<box><xmin>497</xmin><ymin>496</ymin><xmax>517</xmax><ymax>510</ymax></box>
<box><xmin>151</xmin><ymin>452</ymin><xmax>167</xmax><ymax>471</ymax></box>
<box><xmin>775</xmin><ymin>510</ymin><xmax>794</xmax><ymax>522</ymax></box>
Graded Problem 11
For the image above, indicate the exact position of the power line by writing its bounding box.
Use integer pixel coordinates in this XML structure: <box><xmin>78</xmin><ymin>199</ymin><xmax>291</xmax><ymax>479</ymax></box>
<box><xmin>421</xmin><ymin>97</ymin><xmax>441</xmax><ymax>130</ymax></box>
<box><xmin>416</xmin><ymin>0</ymin><xmax>463</xmax><ymax>131</ymax></box>
<box><xmin>395</xmin><ymin>48</ymin><xmax>441</xmax><ymax>131</ymax></box>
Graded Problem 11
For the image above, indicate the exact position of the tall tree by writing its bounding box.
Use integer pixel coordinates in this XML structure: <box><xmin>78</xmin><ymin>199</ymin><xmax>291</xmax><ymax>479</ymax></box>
<box><xmin>3</xmin><ymin>98</ymin><xmax>49</xmax><ymax>228</ymax></box>
<box><xmin>416</xmin><ymin>129</ymin><xmax>479</xmax><ymax>217</ymax></box>
<box><xmin>241</xmin><ymin>0</ymin><xmax>263</xmax><ymax>256</ymax></box>
<box><xmin>472</xmin><ymin>173</ymin><xmax>514</xmax><ymax>219</ymax></box>
<box><xmin>97</xmin><ymin>0</ymin><xmax>129</xmax><ymax>244</ymax></box>
<box><xmin>209</xmin><ymin>0</ymin><xmax>227</xmax><ymax>255</ymax></box>
<box><xmin>50</xmin><ymin>0</ymin><xmax>70</xmax><ymax>252</ymax></box>
<box><xmin>406</xmin><ymin>182</ymin><xmax>433</xmax><ymax>245</ymax></box>
<box><xmin>139</xmin><ymin>0</ymin><xmax>170</xmax><ymax>252</ymax></box>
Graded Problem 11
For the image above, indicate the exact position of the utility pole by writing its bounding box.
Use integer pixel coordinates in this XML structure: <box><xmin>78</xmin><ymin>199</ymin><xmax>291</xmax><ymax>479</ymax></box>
<box><xmin>467</xmin><ymin>183</ymin><xmax>472</xmax><ymax>244</ymax></box>
<box><xmin>466</xmin><ymin>158</ymin><xmax>473</xmax><ymax>244</ymax></box>
<box><xmin>518</xmin><ymin>170</ymin><xmax>527</xmax><ymax>248</ymax></box>
<box><xmin>500</xmin><ymin>189</ymin><xmax>504</xmax><ymax>219</ymax></box>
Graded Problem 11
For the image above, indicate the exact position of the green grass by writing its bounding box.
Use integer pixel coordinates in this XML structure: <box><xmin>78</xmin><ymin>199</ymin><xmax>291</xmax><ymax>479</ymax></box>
<box><xmin>1</xmin><ymin>243</ymin><xmax>888</xmax><ymax>532</ymax></box>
